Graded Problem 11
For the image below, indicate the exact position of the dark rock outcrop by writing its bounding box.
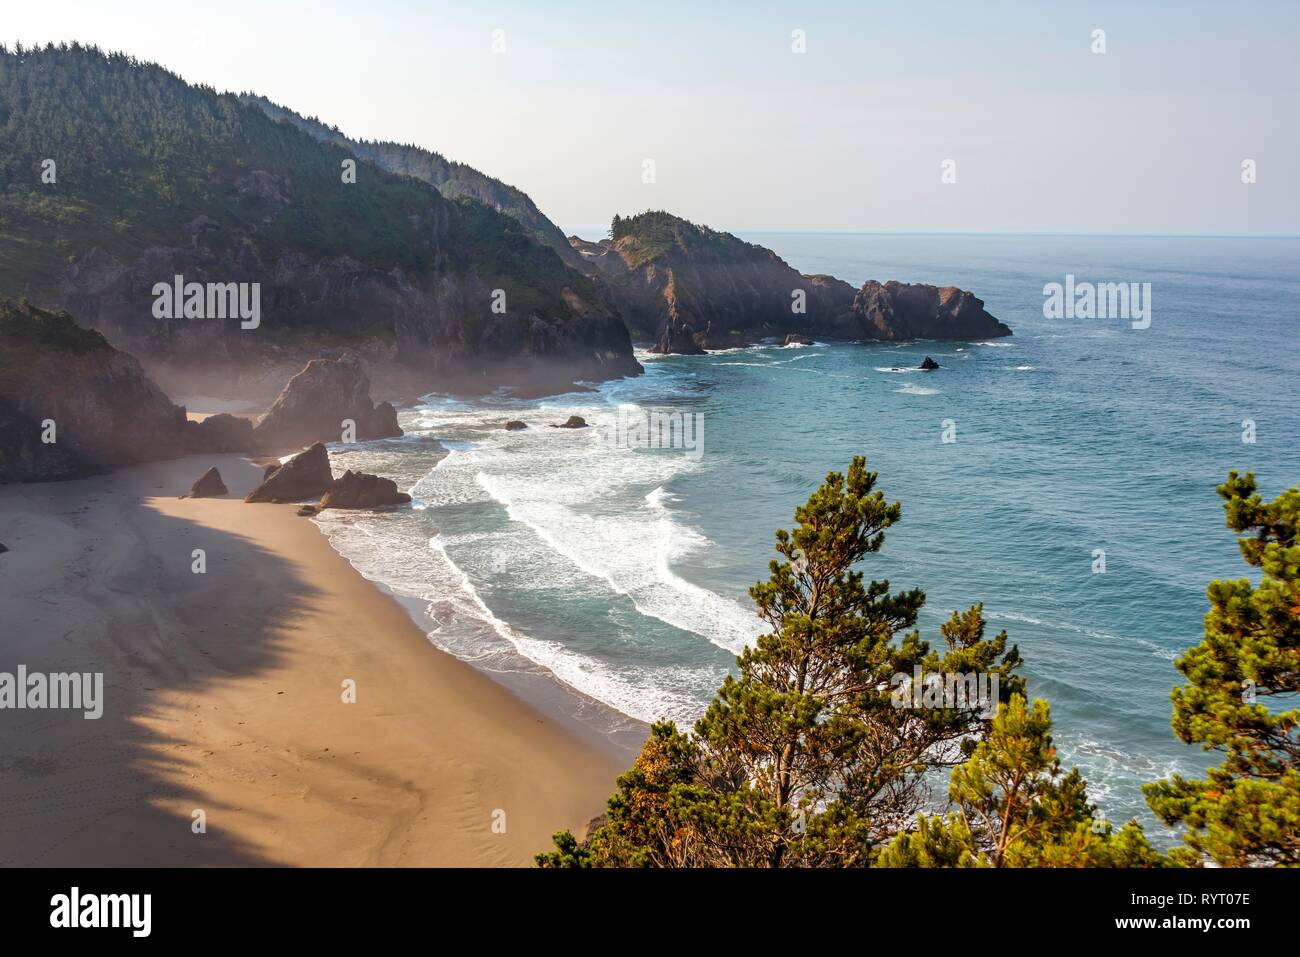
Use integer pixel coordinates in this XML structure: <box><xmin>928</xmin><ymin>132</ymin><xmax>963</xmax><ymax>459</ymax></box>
<box><xmin>919</xmin><ymin>356</ymin><xmax>940</xmax><ymax>371</ymax></box>
<box><xmin>188</xmin><ymin>467</ymin><xmax>228</xmax><ymax>498</ymax></box>
<box><xmin>853</xmin><ymin>281</ymin><xmax>1012</xmax><ymax>342</ymax></box>
<box><xmin>184</xmin><ymin>413</ymin><xmax>254</xmax><ymax>453</ymax></box>
<box><xmin>251</xmin><ymin>354</ymin><xmax>403</xmax><ymax>449</ymax></box>
<box><xmin>553</xmin><ymin>416</ymin><xmax>588</xmax><ymax>429</ymax></box>
<box><xmin>652</xmin><ymin>318</ymin><xmax>707</xmax><ymax>356</ymax></box>
<box><xmin>245</xmin><ymin>443</ymin><xmax>333</xmax><ymax>503</ymax></box>
<box><xmin>503</xmin><ymin>420</ymin><xmax>527</xmax><ymax>431</ymax></box>
<box><xmin>0</xmin><ymin>300</ymin><xmax>187</xmax><ymax>482</ymax></box>
<box><xmin>785</xmin><ymin>334</ymin><xmax>815</xmax><ymax>346</ymax></box>
<box><xmin>570</xmin><ymin>212</ymin><xmax>1011</xmax><ymax>352</ymax></box>
<box><xmin>0</xmin><ymin>542</ymin><xmax>8</xmax><ymax>554</ymax></box>
<box><xmin>319</xmin><ymin>470</ymin><xmax>412</xmax><ymax>509</ymax></box>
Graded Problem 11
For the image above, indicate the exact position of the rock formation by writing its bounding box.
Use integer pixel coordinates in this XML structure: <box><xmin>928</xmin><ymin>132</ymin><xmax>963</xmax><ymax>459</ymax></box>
<box><xmin>0</xmin><ymin>300</ymin><xmax>187</xmax><ymax>482</ymax></box>
<box><xmin>653</xmin><ymin>318</ymin><xmax>707</xmax><ymax>356</ymax></box>
<box><xmin>853</xmin><ymin>282</ymin><xmax>1012</xmax><ymax>342</ymax></box>
<box><xmin>785</xmin><ymin>334</ymin><xmax>815</xmax><ymax>346</ymax></box>
<box><xmin>244</xmin><ymin>443</ymin><xmax>334</xmax><ymax>503</ymax></box>
<box><xmin>251</xmin><ymin>354</ymin><xmax>403</xmax><ymax>449</ymax></box>
<box><xmin>570</xmin><ymin>212</ymin><xmax>1011</xmax><ymax>354</ymax></box>
<box><xmin>553</xmin><ymin>416</ymin><xmax>588</xmax><ymax>429</ymax></box>
<box><xmin>503</xmin><ymin>420</ymin><xmax>528</xmax><ymax>431</ymax></box>
<box><xmin>919</xmin><ymin>356</ymin><xmax>940</xmax><ymax>371</ymax></box>
<box><xmin>319</xmin><ymin>470</ymin><xmax>412</xmax><ymax>509</ymax></box>
<box><xmin>184</xmin><ymin>413</ymin><xmax>254</xmax><ymax>453</ymax></box>
<box><xmin>188</xmin><ymin>467</ymin><xmax>228</xmax><ymax>497</ymax></box>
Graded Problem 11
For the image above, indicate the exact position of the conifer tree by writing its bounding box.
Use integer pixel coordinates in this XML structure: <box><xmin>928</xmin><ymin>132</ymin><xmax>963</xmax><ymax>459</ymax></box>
<box><xmin>539</xmin><ymin>456</ymin><xmax>1023</xmax><ymax>867</ymax></box>
<box><xmin>1144</xmin><ymin>472</ymin><xmax>1300</xmax><ymax>866</ymax></box>
<box><xmin>879</xmin><ymin>695</ymin><xmax>1163</xmax><ymax>867</ymax></box>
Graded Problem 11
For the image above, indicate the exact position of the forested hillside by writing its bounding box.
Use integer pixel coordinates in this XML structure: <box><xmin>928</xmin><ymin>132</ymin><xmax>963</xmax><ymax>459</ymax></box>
<box><xmin>0</xmin><ymin>43</ymin><xmax>639</xmax><ymax>397</ymax></box>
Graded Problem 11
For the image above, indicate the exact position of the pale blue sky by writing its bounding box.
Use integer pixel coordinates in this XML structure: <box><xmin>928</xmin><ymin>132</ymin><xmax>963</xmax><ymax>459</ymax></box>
<box><xmin>7</xmin><ymin>0</ymin><xmax>1297</xmax><ymax>235</ymax></box>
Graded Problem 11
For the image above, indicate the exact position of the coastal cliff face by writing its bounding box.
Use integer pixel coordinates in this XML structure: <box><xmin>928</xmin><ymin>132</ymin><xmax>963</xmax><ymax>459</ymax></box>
<box><xmin>573</xmin><ymin>213</ymin><xmax>856</xmax><ymax>350</ymax></box>
<box><xmin>572</xmin><ymin>212</ymin><xmax>1011</xmax><ymax>353</ymax></box>
<box><xmin>0</xmin><ymin>46</ymin><xmax>641</xmax><ymax>400</ymax></box>
<box><xmin>0</xmin><ymin>301</ymin><xmax>187</xmax><ymax>482</ymax></box>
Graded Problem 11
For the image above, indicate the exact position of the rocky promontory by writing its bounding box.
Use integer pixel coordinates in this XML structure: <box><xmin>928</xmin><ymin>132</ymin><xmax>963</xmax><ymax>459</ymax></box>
<box><xmin>572</xmin><ymin>211</ymin><xmax>1012</xmax><ymax>354</ymax></box>
<box><xmin>853</xmin><ymin>281</ymin><xmax>1012</xmax><ymax>342</ymax></box>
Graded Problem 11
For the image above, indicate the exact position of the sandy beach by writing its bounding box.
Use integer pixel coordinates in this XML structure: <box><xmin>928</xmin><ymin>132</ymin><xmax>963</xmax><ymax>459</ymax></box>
<box><xmin>0</xmin><ymin>453</ymin><xmax>627</xmax><ymax>867</ymax></box>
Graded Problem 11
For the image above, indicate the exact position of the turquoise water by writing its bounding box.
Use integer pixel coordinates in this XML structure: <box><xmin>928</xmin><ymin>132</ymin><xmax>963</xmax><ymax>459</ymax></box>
<box><xmin>317</xmin><ymin>233</ymin><xmax>1300</xmax><ymax>837</ymax></box>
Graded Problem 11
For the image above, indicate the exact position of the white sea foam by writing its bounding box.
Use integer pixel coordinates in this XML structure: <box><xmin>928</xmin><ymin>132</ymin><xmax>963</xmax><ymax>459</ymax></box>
<box><xmin>897</xmin><ymin>382</ymin><xmax>939</xmax><ymax>396</ymax></box>
<box><xmin>309</xmin><ymin>384</ymin><xmax>764</xmax><ymax>728</ymax></box>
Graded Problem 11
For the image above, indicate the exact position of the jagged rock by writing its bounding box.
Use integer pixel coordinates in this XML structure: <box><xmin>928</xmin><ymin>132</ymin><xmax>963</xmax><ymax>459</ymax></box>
<box><xmin>189</xmin><ymin>467</ymin><xmax>228</xmax><ymax>498</ymax></box>
<box><xmin>319</xmin><ymin>470</ymin><xmax>412</xmax><ymax>509</ymax></box>
<box><xmin>245</xmin><ymin>443</ymin><xmax>333</xmax><ymax>503</ymax></box>
<box><xmin>0</xmin><ymin>300</ymin><xmax>187</xmax><ymax>483</ymax></box>
<box><xmin>184</xmin><ymin>413</ymin><xmax>254</xmax><ymax>453</ymax></box>
<box><xmin>853</xmin><ymin>282</ymin><xmax>1012</xmax><ymax>342</ymax></box>
<box><xmin>553</xmin><ymin>416</ymin><xmax>588</xmax><ymax>429</ymax></box>
<box><xmin>503</xmin><ymin>420</ymin><xmax>528</xmax><ymax>431</ymax></box>
<box><xmin>0</xmin><ymin>542</ymin><xmax>8</xmax><ymax>554</ymax></box>
<box><xmin>296</xmin><ymin>505</ymin><xmax>320</xmax><ymax>517</ymax></box>
<box><xmin>650</xmin><ymin>318</ymin><xmax>707</xmax><ymax>356</ymax></box>
<box><xmin>252</xmin><ymin>354</ymin><xmax>403</xmax><ymax>449</ymax></box>
<box><xmin>784</xmin><ymin>334</ymin><xmax>814</xmax><ymax>346</ymax></box>
<box><xmin>919</xmin><ymin>356</ymin><xmax>940</xmax><ymax>371</ymax></box>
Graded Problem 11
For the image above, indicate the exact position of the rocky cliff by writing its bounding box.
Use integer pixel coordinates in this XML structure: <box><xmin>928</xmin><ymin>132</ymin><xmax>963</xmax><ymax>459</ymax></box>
<box><xmin>0</xmin><ymin>300</ymin><xmax>188</xmax><ymax>481</ymax></box>
<box><xmin>0</xmin><ymin>45</ymin><xmax>641</xmax><ymax>401</ymax></box>
<box><xmin>574</xmin><ymin>212</ymin><xmax>1011</xmax><ymax>353</ymax></box>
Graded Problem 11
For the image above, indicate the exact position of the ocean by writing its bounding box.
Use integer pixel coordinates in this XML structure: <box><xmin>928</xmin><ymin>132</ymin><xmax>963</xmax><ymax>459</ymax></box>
<box><xmin>311</xmin><ymin>232</ymin><xmax>1300</xmax><ymax>839</ymax></box>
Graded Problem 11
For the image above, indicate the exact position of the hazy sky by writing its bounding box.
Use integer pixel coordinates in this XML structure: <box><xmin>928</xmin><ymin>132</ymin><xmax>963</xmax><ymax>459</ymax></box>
<box><xmin>7</xmin><ymin>0</ymin><xmax>1297</xmax><ymax>236</ymax></box>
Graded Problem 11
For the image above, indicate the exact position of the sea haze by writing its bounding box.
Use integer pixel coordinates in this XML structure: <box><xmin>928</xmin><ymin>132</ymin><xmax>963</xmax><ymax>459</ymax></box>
<box><xmin>312</xmin><ymin>233</ymin><xmax>1300</xmax><ymax>839</ymax></box>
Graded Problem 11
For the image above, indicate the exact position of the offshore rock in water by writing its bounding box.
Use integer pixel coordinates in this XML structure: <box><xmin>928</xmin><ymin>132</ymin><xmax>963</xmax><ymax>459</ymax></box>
<box><xmin>552</xmin><ymin>416</ymin><xmax>588</xmax><ymax>429</ymax></box>
<box><xmin>320</xmin><ymin>470</ymin><xmax>412</xmax><ymax>509</ymax></box>
<box><xmin>918</xmin><ymin>356</ymin><xmax>940</xmax><ymax>371</ymax></box>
